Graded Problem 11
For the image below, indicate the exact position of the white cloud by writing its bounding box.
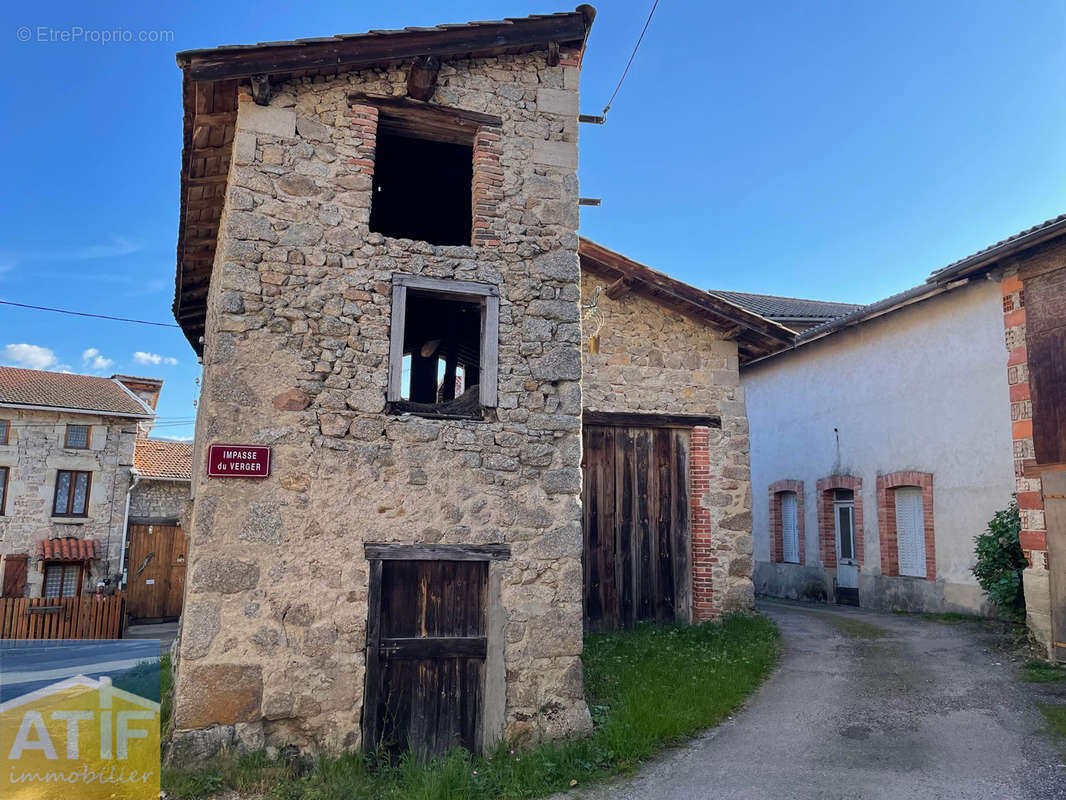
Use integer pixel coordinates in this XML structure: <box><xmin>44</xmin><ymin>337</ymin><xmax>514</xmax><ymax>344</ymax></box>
<box><xmin>81</xmin><ymin>347</ymin><xmax>114</xmax><ymax>370</ymax></box>
<box><xmin>3</xmin><ymin>343</ymin><xmax>57</xmax><ymax>370</ymax></box>
<box><xmin>133</xmin><ymin>351</ymin><xmax>178</xmax><ymax>366</ymax></box>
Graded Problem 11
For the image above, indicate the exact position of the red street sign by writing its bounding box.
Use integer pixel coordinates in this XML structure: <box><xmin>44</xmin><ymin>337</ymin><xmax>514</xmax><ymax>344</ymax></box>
<box><xmin>207</xmin><ymin>444</ymin><xmax>272</xmax><ymax>478</ymax></box>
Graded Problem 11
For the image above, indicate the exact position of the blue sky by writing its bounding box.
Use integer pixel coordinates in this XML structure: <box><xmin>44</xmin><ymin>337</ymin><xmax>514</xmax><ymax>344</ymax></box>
<box><xmin>2</xmin><ymin>0</ymin><xmax>1065</xmax><ymax>440</ymax></box>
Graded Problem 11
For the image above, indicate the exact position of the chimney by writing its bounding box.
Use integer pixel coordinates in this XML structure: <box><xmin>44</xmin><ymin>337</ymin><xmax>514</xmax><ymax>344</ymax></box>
<box><xmin>112</xmin><ymin>375</ymin><xmax>164</xmax><ymax>436</ymax></box>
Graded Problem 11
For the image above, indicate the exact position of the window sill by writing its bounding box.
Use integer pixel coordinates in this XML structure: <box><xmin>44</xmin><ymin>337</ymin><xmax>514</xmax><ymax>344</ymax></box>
<box><xmin>386</xmin><ymin>401</ymin><xmax>491</xmax><ymax>422</ymax></box>
<box><xmin>51</xmin><ymin>517</ymin><xmax>89</xmax><ymax>525</ymax></box>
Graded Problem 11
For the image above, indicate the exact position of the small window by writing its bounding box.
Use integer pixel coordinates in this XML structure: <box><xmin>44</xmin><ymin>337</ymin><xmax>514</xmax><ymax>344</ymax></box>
<box><xmin>43</xmin><ymin>562</ymin><xmax>82</xmax><ymax>598</ymax></box>
<box><xmin>780</xmin><ymin>491</ymin><xmax>799</xmax><ymax>564</ymax></box>
<box><xmin>65</xmin><ymin>424</ymin><xmax>91</xmax><ymax>449</ymax></box>
<box><xmin>388</xmin><ymin>274</ymin><xmax>499</xmax><ymax>417</ymax></box>
<box><xmin>53</xmin><ymin>470</ymin><xmax>91</xmax><ymax>517</ymax></box>
<box><xmin>894</xmin><ymin>486</ymin><xmax>927</xmax><ymax>578</ymax></box>
<box><xmin>369</xmin><ymin>130</ymin><xmax>473</xmax><ymax>246</ymax></box>
<box><xmin>0</xmin><ymin>466</ymin><xmax>8</xmax><ymax>515</ymax></box>
<box><xmin>0</xmin><ymin>419</ymin><xmax>9</xmax><ymax>445</ymax></box>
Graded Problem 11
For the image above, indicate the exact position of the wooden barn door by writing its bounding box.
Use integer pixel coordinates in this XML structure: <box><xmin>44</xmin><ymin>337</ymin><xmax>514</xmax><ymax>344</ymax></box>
<box><xmin>582</xmin><ymin>423</ymin><xmax>691</xmax><ymax>631</ymax></box>
<box><xmin>126</xmin><ymin>524</ymin><xmax>188</xmax><ymax>622</ymax></box>
<box><xmin>363</xmin><ymin>559</ymin><xmax>487</xmax><ymax>758</ymax></box>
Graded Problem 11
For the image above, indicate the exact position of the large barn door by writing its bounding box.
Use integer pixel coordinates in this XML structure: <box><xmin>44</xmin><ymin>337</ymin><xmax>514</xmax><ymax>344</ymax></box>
<box><xmin>582</xmin><ymin>423</ymin><xmax>691</xmax><ymax>631</ymax></box>
<box><xmin>363</xmin><ymin>559</ymin><xmax>487</xmax><ymax>758</ymax></box>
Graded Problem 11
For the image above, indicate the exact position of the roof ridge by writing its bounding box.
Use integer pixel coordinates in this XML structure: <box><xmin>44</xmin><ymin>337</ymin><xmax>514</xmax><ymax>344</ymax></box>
<box><xmin>709</xmin><ymin>289</ymin><xmax>862</xmax><ymax>308</ymax></box>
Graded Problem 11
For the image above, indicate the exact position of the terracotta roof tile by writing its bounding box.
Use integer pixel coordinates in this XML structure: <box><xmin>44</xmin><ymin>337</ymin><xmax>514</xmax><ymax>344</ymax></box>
<box><xmin>0</xmin><ymin>367</ymin><xmax>153</xmax><ymax>417</ymax></box>
<box><xmin>134</xmin><ymin>438</ymin><xmax>193</xmax><ymax>480</ymax></box>
<box><xmin>36</xmin><ymin>537</ymin><xmax>100</xmax><ymax>561</ymax></box>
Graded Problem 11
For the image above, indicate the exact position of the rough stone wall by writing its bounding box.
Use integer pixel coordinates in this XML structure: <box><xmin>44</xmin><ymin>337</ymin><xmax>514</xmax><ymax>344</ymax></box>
<box><xmin>130</xmin><ymin>479</ymin><xmax>190</xmax><ymax>521</ymax></box>
<box><xmin>579</xmin><ymin>272</ymin><xmax>755</xmax><ymax>615</ymax></box>
<box><xmin>0</xmin><ymin>409</ymin><xmax>135</xmax><ymax>596</ymax></box>
<box><xmin>175</xmin><ymin>48</ymin><xmax>590</xmax><ymax>755</ymax></box>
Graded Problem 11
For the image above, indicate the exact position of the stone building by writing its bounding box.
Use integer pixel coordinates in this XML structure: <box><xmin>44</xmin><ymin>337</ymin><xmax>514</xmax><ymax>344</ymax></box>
<box><xmin>0</xmin><ymin>368</ymin><xmax>159</xmax><ymax>598</ymax></box>
<box><xmin>168</xmin><ymin>7</ymin><xmax>794</xmax><ymax>760</ymax></box>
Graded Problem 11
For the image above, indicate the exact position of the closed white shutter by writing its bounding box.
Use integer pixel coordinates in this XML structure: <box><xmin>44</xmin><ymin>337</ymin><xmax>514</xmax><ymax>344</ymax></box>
<box><xmin>895</xmin><ymin>487</ymin><xmax>927</xmax><ymax>578</ymax></box>
<box><xmin>781</xmin><ymin>492</ymin><xmax>799</xmax><ymax>563</ymax></box>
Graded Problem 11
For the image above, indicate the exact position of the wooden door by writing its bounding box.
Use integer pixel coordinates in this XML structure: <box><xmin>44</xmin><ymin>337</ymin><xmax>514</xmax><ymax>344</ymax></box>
<box><xmin>126</xmin><ymin>524</ymin><xmax>188</xmax><ymax>622</ymax></box>
<box><xmin>363</xmin><ymin>559</ymin><xmax>487</xmax><ymax>758</ymax></box>
<box><xmin>1</xmin><ymin>555</ymin><xmax>28</xmax><ymax>598</ymax></box>
<box><xmin>582</xmin><ymin>424</ymin><xmax>691</xmax><ymax>631</ymax></box>
<box><xmin>1042</xmin><ymin>471</ymin><xmax>1066</xmax><ymax>662</ymax></box>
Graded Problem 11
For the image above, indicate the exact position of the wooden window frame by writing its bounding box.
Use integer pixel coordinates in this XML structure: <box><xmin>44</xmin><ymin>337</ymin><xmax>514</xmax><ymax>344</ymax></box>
<box><xmin>53</xmin><ymin>470</ymin><xmax>92</xmax><ymax>518</ymax></box>
<box><xmin>42</xmin><ymin>561</ymin><xmax>84</xmax><ymax>598</ymax></box>
<box><xmin>0</xmin><ymin>466</ymin><xmax>8</xmax><ymax>516</ymax></box>
<box><xmin>64</xmin><ymin>424</ymin><xmax>92</xmax><ymax>450</ymax></box>
<box><xmin>387</xmin><ymin>274</ymin><xmax>499</xmax><ymax>410</ymax></box>
<box><xmin>768</xmin><ymin>480</ymin><xmax>805</xmax><ymax>565</ymax></box>
<box><xmin>876</xmin><ymin>471</ymin><xmax>935</xmax><ymax>581</ymax></box>
<box><xmin>0</xmin><ymin>419</ymin><xmax>9</xmax><ymax>445</ymax></box>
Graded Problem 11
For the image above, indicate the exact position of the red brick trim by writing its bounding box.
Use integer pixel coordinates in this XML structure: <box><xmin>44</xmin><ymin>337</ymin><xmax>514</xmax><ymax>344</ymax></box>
<box><xmin>768</xmin><ymin>479</ymin><xmax>805</xmax><ymax>565</ymax></box>
<box><xmin>816</xmin><ymin>475</ymin><xmax>863</xmax><ymax>569</ymax></box>
<box><xmin>690</xmin><ymin>427</ymin><xmax>717</xmax><ymax>622</ymax></box>
<box><xmin>346</xmin><ymin>103</ymin><xmax>378</xmax><ymax>180</ymax></box>
<box><xmin>471</xmin><ymin>129</ymin><xmax>503</xmax><ymax>247</ymax></box>
<box><xmin>876</xmin><ymin>471</ymin><xmax>936</xmax><ymax>580</ymax></box>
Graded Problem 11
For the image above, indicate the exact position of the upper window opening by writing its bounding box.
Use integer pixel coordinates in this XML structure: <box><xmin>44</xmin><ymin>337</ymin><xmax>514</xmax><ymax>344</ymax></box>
<box><xmin>388</xmin><ymin>274</ymin><xmax>499</xmax><ymax>418</ymax></box>
<box><xmin>65</xmin><ymin>424</ymin><xmax>90</xmax><ymax>450</ymax></box>
<box><xmin>54</xmin><ymin>470</ymin><xmax>91</xmax><ymax>517</ymax></box>
<box><xmin>369</xmin><ymin>130</ymin><xmax>473</xmax><ymax>246</ymax></box>
<box><xmin>0</xmin><ymin>419</ymin><xmax>9</xmax><ymax>445</ymax></box>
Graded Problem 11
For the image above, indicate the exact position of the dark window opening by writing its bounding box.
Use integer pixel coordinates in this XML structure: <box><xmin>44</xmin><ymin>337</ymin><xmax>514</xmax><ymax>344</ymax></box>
<box><xmin>369</xmin><ymin>132</ymin><xmax>473</xmax><ymax>246</ymax></box>
<box><xmin>395</xmin><ymin>291</ymin><xmax>482</xmax><ymax>416</ymax></box>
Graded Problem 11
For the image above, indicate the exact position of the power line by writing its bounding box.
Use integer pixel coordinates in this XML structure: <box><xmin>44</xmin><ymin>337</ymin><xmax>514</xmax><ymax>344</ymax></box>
<box><xmin>0</xmin><ymin>299</ymin><xmax>181</xmax><ymax>329</ymax></box>
<box><xmin>602</xmin><ymin>0</ymin><xmax>661</xmax><ymax>119</ymax></box>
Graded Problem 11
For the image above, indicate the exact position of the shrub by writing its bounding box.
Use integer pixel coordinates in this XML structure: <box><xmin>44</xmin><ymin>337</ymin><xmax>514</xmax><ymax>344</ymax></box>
<box><xmin>972</xmin><ymin>500</ymin><xmax>1026</xmax><ymax>620</ymax></box>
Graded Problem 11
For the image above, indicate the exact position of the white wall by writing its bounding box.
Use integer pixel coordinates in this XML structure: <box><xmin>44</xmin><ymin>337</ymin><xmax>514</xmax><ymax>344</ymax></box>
<box><xmin>744</xmin><ymin>279</ymin><xmax>1014</xmax><ymax>612</ymax></box>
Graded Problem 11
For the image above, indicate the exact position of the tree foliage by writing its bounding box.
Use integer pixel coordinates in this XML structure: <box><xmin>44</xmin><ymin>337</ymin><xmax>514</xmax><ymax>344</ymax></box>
<box><xmin>972</xmin><ymin>500</ymin><xmax>1027</xmax><ymax>620</ymax></box>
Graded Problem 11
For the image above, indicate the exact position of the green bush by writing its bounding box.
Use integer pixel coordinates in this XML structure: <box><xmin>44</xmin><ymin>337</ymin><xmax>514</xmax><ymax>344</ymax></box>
<box><xmin>972</xmin><ymin>500</ymin><xmax>1026</xmax><ymax>621</ymax></box>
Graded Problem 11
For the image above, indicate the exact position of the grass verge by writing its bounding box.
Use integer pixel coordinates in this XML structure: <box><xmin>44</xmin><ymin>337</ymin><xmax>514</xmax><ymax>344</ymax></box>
<box><xmin>890</xmin><ymin>610</ymin><xmax>987</xmax><ymax>625</ymax></box>
<box><xmin>1024</xmin><ymin>660</ymin><xmax>1066</xmax><ymax>683</ymax></box>
<box><xmin>1039</xmin><ymin>703</ymin><xmax>1066</xmax><ymax>739</ymax></box>
<box><xmin>163</xmin><ymin>613</ymin><xmax>779</xmax><ymax>799</ymax></box>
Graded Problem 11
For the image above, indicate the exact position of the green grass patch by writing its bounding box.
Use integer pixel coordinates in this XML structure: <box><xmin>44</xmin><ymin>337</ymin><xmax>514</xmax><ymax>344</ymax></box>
<box><xmin>163</xmin><ymin>613</ymin><xmax>779</xmax><ymax>799</ymax></box>
<box><xmin>1024</xmin><ymin>660</ymin><xmax>1066</xmax><ymax>683</ymax></box>
<box><xmin>1039</xmin><ymin>703</ymin><xmax>1066</xmax><ymax>739</ymax></box>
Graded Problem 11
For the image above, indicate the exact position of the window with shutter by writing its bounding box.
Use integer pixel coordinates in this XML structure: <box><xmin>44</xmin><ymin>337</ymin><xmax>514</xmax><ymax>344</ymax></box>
<box><xmin>781</xmin><ymin>492</ymin><xmax>799</xmax><ymax>563</ymax></box>
<box><xmin>895</xmin><ymin>487</ymin><xmax>926</xmax><ymax>578</ymax></box>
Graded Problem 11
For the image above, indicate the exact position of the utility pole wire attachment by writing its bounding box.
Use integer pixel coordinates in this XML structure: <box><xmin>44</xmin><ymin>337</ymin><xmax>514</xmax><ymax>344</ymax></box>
<box><xmin>601</xmin><ymin>0</ymin><xmax>661</xmax><ymax>121</ymax></box>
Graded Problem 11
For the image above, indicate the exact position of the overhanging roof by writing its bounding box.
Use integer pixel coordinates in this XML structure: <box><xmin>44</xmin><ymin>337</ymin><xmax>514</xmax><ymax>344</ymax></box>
<box><xmin>173</xmin><ymin>7</ymin><xmax>596</xmax><ymax>353</ymax></box>
<box><xmin>578</xmin><ymin>238</ymin><xmax>797</xmax><ymax>363</ymax></box>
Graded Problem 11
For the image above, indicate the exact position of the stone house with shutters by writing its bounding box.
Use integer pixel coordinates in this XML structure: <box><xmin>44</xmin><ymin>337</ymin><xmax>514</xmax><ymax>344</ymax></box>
<box><xmin>0</xmin><ymin>367</ymin><xmax>162</xmax><ymax>599</ymax></box>
<box><xmin>167</xmin><ymin>7</ymin><xmax>795</xmax><ymax>761</ymax></box>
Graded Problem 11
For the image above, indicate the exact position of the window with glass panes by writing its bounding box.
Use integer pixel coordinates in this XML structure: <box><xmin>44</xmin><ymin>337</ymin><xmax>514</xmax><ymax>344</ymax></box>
<box><xmin>64</xmin><ymin>424</ymin><xmax>90</xmax><ymax>449</ymax></box>
<box><xmin>43</xmin><ymin>563</ymin><xmax>82</xmax><ymax>598</ymax></box>
<box><xmin>0</xmin><ymin>466</ymin><xmax>8</xmax><ymax>515</ymax></box>
<box><xmin>53</xmin><ymin>470</ymin><xmax>91</xmax><ymax>517</ymax></box>
<box><xmin>0</xmin><ymin>419</ymin><xmax>9</xmax><ymax>445</ymax></box>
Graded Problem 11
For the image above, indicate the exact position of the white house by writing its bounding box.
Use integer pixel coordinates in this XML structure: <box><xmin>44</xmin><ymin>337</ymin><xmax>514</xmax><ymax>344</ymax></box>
<box><xmin>715</xmin><ymin>275</ymin><xmax>1016</xmax><ymax>613</ymax></box>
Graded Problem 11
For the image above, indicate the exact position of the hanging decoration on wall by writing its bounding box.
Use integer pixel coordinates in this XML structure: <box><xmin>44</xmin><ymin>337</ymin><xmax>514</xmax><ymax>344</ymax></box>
<box><xmin>583</xmin><ymin>285</ymin><xmax>605</xmax><ymax>353</ymax></box>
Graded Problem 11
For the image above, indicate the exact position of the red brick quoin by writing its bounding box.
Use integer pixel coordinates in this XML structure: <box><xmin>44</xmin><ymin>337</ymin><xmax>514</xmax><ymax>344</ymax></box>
<box><xmin>768</xmin><ymin>479</ymin><xmax>805</xmax><ymax>565</ymax></box>
<box><xmin>690</xmin><ymin>427</ymin><xmax>717</xmax><ymax>621</ymax></box>
<box><xmin>876</xmin><ymin>471</ymin><xmax>936</xmax><ymax>581</ymax></box>
<box><xmin>816</xmin><ymin>475</ymin><xmax>863</xmax><ymax>569</ymax></box>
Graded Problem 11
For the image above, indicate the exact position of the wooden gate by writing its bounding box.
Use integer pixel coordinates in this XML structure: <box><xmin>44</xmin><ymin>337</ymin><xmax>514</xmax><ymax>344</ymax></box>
<box><xmin>363</xmin><ymin>558</ymin><xmax>488</xmax><ymax>758</ymax></box>
<box><xmin>126</xmin><ymin>524</ymin><xmax>187</xmax><ymax>622</ymax></box>
<box><xmin>0</xmin><ymin>593</ymin><xmax>125</xmax><ymax>639</ymax></box>
<box><xmin>582</xmin><ymin>423</ymin><xmax>691</xmax><ymax>631</ymax></box>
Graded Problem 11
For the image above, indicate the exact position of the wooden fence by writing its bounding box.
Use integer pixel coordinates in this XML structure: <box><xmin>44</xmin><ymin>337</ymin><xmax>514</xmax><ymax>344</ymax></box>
<box><xmin>0</xmin><ymin>593</ymin><xmax>125</xmax><ymax>640</ymax></box>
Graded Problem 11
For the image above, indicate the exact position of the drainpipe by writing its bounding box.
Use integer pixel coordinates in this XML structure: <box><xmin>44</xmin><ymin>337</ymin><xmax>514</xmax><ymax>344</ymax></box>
<box><xmin>119</xmin><ymin>470</ymin><xmax>141</xmax><ymax>589</ymax></box>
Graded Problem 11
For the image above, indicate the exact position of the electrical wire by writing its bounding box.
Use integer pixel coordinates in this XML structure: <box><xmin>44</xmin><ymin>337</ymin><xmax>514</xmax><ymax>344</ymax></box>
<box><xmin>0</xmin><ymin>299</ymin><xmax>181</xmax><ymax>328</ymax></box>
<box><xmin>602</xmin><ymin>0</ymin><xmax>662</xmax><ymax>119</ymax></box>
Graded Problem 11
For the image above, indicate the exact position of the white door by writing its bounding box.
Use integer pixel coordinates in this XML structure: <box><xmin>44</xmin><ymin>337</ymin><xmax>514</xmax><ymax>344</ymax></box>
<box><xmin>834</xmin><ymin>498</ymin><xmax>858</xmax><ymax>589</ymax></box>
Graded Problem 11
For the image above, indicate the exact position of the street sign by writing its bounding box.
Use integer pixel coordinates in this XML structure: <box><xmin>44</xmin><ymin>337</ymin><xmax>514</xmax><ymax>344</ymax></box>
<box><xmin>207</xmin><ymin>444</ymin><xmax>272</xmax><ymax>478</ymax></box>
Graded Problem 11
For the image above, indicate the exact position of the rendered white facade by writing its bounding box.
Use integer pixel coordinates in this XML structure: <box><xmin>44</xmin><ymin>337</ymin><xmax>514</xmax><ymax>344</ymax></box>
<box><xmin>744</xmin><ymin>279</ymin><xmax>1015</xmax><ymax>613</ymax></box>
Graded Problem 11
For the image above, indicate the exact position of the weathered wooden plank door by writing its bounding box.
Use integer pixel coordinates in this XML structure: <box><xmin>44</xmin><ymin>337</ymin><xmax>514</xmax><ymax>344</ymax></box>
<box><xmin>582</xmin><ymin>424</ymin><xmax>691</xmax><ymax>631</ymax></box>
<box><xmin>126</xmin><ymin>524</ymin><xmax>188</xmax><ymax>622</ymax></box>
<box><xmin>363</xmin><ymin>559</ymin><xmax>487</xmax><ymax>758</ymax></box>
<box><xmin>1041</xmin><ymin>471</ymin><xmax>1066</xmax><ymax>662</ymax></box>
